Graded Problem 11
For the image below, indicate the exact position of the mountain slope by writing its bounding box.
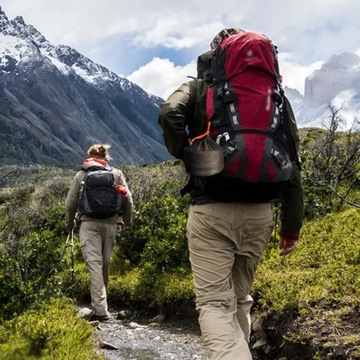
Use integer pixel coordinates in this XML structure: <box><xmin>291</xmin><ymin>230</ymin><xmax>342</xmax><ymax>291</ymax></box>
<box><xmin>286</xmin><ymin>52</ymin><xmax>360</xmax><ymax>130</ymax></box>
<box><xmin>0</xmin><ymin>7</ymin><xmax>170</xmax><ymax>167</ymax></box>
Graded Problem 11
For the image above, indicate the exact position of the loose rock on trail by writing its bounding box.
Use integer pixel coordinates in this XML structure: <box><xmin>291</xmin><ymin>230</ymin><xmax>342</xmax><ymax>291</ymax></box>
<box><xmin>80</xmin><ymin>307</ymin><xmax>207</xmax><ymax>360</ymax></box>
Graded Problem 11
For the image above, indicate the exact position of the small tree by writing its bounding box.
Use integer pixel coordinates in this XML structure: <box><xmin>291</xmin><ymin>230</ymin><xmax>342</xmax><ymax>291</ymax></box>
<box><xmin>301</xmin><ymin>106</ymin><xmax>360</xmax><ymax>219</ymax></box>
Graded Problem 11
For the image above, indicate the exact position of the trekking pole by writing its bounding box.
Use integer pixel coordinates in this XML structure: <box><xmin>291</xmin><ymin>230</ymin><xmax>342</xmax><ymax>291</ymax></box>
<box><xmin>273</xmin><ymin>204</ymin><xmax>279</xmax><ymax>243</ymax></box>
<box><xmin>69</xmin><ymin>229</ymin><xmax>75</xmax><ymax>284</ymax></box>
<box><xmin>64</xmin><ymin>230</ymin><xmax>75</xmax><ymax>284</ymax></box>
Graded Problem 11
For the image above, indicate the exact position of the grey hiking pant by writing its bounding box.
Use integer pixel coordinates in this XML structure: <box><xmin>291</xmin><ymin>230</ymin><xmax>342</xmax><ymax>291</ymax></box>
<box><xmin>187</xmin><ymin>202</ymin><xmax>273</xmax><ymax>360</ymax></box>
<box><xmin>79</xmin><ymin>221</ymin><xmax>117</xmax><ymax>316</ymax></box>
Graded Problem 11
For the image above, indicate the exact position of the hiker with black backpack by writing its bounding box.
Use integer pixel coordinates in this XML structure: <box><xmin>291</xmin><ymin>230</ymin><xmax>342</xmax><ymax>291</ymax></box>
<box><xmin>65</xmin><ymin>144</ymin><xmax>133</xmax><ymax>322</ymax></box>
<box><xmin>158</xmin><ymin>28</ymin><xmax>304</xmax><ymax>360</ymax></box>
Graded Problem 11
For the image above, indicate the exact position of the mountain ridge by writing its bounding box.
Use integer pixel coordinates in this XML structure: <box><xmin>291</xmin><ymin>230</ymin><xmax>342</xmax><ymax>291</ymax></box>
<box><xmin>0</xmin><ymin>6</ymin><xmax>359</xmax><ymax>168</ymax></box>
<box><xmin>0</xmin><ymin>7</ymin><xmax>170</xmax><ymax>167</ymax></box>
<box><xmin>286</xmin><ymin>51</ymin><xmax>360</xmax><ymax>131</ymax></box>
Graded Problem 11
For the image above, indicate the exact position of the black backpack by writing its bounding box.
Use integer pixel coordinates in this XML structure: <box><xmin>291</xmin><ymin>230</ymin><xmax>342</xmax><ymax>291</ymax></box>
<box><xmin>78</xmin><ymin>166</ymin><xmax>124</xmax><ymax>219</ymax></box>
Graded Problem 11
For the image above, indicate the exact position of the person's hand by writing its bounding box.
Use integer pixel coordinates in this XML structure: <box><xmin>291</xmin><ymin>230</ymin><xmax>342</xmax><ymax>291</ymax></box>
<box><xmin>279</xmin><ymin>236</ymin><xmax>298</xmax><ymax>256</ymax></box>
<box><xmin>66</xmin><ymin>220</ymin><xmax>76</xmax><ymax>232</ymax></box>
<box><xmin>118</xmin><ymin>220</ymin><xmax>131</xmax><ymax>229</ymax></box>
<box><xmin>123</xmin><ymin>222</ymin><xmax>131</xmax><ymax>229</ymax></box>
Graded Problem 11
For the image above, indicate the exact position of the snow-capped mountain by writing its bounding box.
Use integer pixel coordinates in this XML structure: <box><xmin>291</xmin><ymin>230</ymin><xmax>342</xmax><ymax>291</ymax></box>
<box><xmin>1</xmin><ymin>6</ymin><xmax>358</xmax><ymax>169</ymax></box>
<box><xmin>0</xmin><ymin>7</ymin><xmax>170</xmax><ymax>167</ymax></box>
<box><xmin>286</xmin><ymin>52</ymin><xmax>360</xmax><ymax>131</ymax></box>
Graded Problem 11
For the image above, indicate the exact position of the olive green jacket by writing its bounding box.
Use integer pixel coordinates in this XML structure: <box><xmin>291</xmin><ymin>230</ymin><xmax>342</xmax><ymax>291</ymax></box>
<box><xmin>158</xmin><ymin>70</ymin><xmax>304</xmax><ymax>238</ymax></box>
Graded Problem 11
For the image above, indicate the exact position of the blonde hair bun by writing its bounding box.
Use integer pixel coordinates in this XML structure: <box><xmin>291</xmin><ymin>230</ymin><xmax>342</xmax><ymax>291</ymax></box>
<box><xmin>87</xmin><ymin>144</ymin><xmax>112</xmax><ymax>161</ymax></box>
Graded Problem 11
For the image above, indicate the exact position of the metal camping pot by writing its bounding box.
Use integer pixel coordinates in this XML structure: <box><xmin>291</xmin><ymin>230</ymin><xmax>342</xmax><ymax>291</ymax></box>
<box><xmin>183</xmin><ymin>136</ymin><xmax>224</xmax><ymax>176</ymax></box>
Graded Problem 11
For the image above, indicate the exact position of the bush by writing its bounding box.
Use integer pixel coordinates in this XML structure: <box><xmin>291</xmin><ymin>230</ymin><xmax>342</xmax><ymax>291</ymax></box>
<box><xmin>113</xmin><ymin>162</ymin><xmax>190</xmax><ymax>271</ymax></box>
<box><xmin>107</xmin><ymin>266</ymin><xmax>195</xmax><ymax>310</ymax></box>
<box><xmin>0</xmin><ymin>297</ymin><xmax>101</xmax><ymax>360</ymax></box>
<box><xmin>0</xmin><ymin>178</ymin><xmax>80</xmax><ymax>319</ymax></box>
<box><xmin>0</xmin><ymin>227</ymin><xmax>68</xmax><ymax>319</ymax></box>
<box><xmin>300</xmin><ymin>110</ymin><xmax>360</xmax><ymax>220</ymax></box>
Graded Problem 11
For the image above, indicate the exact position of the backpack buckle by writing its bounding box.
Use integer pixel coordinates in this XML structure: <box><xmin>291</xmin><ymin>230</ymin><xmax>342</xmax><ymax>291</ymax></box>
<box><xmin>216</xmin><ymin>132</ymin><xmax>237</xmax><ymax>158</ymax></box>
<box><xmin>216</xmin><ymin>132</ymin><xmax>230</xmax><ymax>144</ymax></box>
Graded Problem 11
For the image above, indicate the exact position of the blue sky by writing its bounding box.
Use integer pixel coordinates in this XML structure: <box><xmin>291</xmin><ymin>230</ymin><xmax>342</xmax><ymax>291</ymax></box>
<box><xmin>2</xmin><ymin>0</ymin><xmax>360</xmax><ymax>99</ymax></box>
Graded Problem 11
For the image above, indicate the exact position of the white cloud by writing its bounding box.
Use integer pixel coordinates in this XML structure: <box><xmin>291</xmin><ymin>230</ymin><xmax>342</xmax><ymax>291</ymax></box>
<box><xmin>127</xmin><ymin>52</ymin><xmax>323</xmax><ymax>100</ymax></box>
<box><xmin>127</xmin><ymin>58</ymin><xmax>196</xmax><ymax>100</ymax></box>
<box><xmin>1</xmin><ymin>0</ymin><xmax>360</xmax><ymax>98</ymax></box>
<box><xmin>3</xmin><ymin>0</ymin><xmax>360</xmax><ymax>57</ymax></box>
<box><xmin>127</xmin><ymin>39</ymin><xmax>327</xmax><ymax>99</ymax></box>
<box><xmin>279</xmin><ymin>53</ymin><xmax>323</xmax><ymax>95</ymax></box>
<box><xmin>133</xmin><ymin>19</ymin><xmax>225</xmax><ymax>50</ymax></box>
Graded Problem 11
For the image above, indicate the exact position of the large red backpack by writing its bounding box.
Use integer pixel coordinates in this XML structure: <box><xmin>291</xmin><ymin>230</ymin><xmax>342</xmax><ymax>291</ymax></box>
<box><xmin>205</xmin><ymin>31</ymin><xmax>293</xmax><ymax>183</ymax></box>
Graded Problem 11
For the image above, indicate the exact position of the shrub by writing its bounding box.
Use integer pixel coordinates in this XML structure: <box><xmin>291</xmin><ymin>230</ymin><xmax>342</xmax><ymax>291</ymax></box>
<box><xmin>0</xmin><ymin>297</ymin><xmax>100</xmax><ymax>360</ymax></box>
<box><xmin>300</xmin><ymin>110</ymin><xmax>360</xmax><ymax>220</ymax></box>
<box><xmin>0</xmin><ymin>182</ymin><xmax>78</xmax><ymax>319</ymax></box>
<box><xmin>0</xmin><ymin>227</ymin><xmax>68</xmax><ymax>319</ymax></box>
<box><xmin>114</xmin><ymin>162</ymin><xmax>190</xmax><ymax>271</ymax></box>
<box><xmin>107</xmin><ymin>266</ymin><xmax>195</xmax><ymax>310</ymax></box>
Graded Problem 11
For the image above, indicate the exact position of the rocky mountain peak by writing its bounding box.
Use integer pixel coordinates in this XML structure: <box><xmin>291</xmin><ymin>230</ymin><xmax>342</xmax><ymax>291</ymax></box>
<box><xmin>324</xmin><ymin>52</ymin><xmax>360</xmax><ymax>71</ymax></box>
<box><xmin>0</xmin><ymin>7</ymin><xmax>12</xmax><ymax>32</ymax></box>
<box><xmin>13</xmin><ymin>15</ymin><xmax>25</xmax><ymax>26</ymax></box>
<box><xmin>304</xmin><ymin>52</ymin><xmax>360</xmax><ymax>108</ymax></box>
<box><xmin>0</xmin><ymin>6</ymin><xmax>7</xmax><ymax>18</ymax></box>
<box><xmin>0</xmin><ymin>7</ymin><xmax>169</xmax><ymax>167</ymax></box>
<box><xmin>288</xmin><ymin>51</ymin><xmax>360</xmax><ymax>130</ymax></box>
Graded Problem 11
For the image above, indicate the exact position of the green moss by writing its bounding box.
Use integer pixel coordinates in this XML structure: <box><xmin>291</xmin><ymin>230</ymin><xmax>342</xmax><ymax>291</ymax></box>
<box><xmin>254</xmin><ymin>208</ymin><xmax>360</xmax><ymax>310</ymax></box>
<box><xmin>107</xmin><ymin>266</ymin><xmax>195</xmax><ymax>309</ymax></box>
<box><xmin>0</xmin><ymin>298</ymin><xmax>101</xmax><ymax>360</ymax></box>
<box><xmin>155</xmin><ymin>271</ymin><xmax>195</xmax><ymax>303</ymax></box>
<box><xmin>253</xmin><ymin>208</ymin><xmax>360</xmax><ymax>356</ymax></box>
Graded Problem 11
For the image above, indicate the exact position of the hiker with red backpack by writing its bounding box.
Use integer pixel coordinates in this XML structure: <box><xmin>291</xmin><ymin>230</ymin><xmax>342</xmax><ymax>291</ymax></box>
<box><xmin>65</xmin><ymin>144</ymin><xmax>133</xmax><ymax>322</ymax></box>
<box><xmin>158</xmin><ymin>28</ymin><xmax>304</xmax><ymax>360</ymax></box>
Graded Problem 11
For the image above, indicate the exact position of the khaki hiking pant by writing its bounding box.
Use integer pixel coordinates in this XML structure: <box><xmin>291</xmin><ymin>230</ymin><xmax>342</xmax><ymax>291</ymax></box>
<box><xmin>187</xmin><ymin>202</ymin><xmax>273</xmax><ymax>360</ymax></box>
<box><xmin>79</xmin><ymin>221</ymin><xmax>117</xmax><ymax>317</ymax></box>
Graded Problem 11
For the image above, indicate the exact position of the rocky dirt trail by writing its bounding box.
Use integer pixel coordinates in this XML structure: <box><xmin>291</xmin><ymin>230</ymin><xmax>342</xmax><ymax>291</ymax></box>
<box><xmin>81</xmin><ymin>308</ymin><xmax>207</xmax><ymax>360</ymax></box>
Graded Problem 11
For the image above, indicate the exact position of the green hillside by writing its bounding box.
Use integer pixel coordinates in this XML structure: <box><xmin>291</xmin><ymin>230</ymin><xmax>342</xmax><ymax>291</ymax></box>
<box><xmin>0</xmin><ymin>124</ymin><xmax>359</xmax><ymax>359</ymax></box>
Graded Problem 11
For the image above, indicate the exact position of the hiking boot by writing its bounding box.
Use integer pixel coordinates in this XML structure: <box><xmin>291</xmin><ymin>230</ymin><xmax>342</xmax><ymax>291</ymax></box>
<box><xmin>88</xmin><ymin>314</ymin><xmax>110</xmax><ymax>322</ymax></box>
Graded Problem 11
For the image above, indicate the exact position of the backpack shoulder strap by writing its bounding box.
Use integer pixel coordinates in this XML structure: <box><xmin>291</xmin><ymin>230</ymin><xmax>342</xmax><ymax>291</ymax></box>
<box><xmin>282</xmin><ymin>96</ymin><xmax>302</xmax><ymax>170</ymax></box>
<box><xmin>86</xmin><ymin>165</ymin><xmax>108</xmax><ymax>173</ymax></box>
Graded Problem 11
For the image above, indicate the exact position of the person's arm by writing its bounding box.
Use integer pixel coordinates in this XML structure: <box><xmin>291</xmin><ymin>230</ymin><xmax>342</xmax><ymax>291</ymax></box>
<box><xmin>65</xmin><ymin>172</ymin><xmax>83</xmax><ymax>230</ymax></box>
<box><xmin>279</xmin><ymin>97</ymin><xmax>304</xmax><ymax>256</ymax></box>
<box><xmin>279</xmin><ymin>166</ymin><xmax>303</xmax><ymax>255</ymax></box>
<box><xmin>158</xmin><ymin>81</ymin><xmax>197</xmax><ymax>159</ymax></box>
<box><xmin>114</xmin><ymin>169</ymin><xmax>133</xmax><ymax>227</ymax></box>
